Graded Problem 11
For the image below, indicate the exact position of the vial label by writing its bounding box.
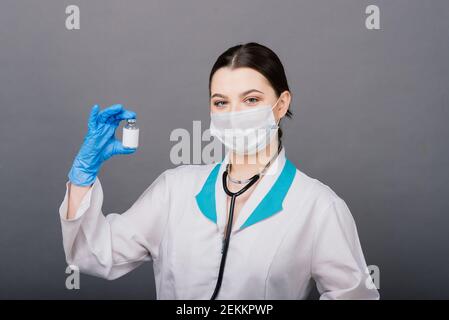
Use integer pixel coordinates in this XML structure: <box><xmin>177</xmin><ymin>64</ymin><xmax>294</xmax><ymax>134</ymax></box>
<box><xmin>123</xmin><ymin>127</ymin><xmax>139</xmax><ymax>148</ymax></box>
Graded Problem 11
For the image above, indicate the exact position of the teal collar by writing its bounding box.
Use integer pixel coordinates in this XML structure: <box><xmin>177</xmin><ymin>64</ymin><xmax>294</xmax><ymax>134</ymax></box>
<box><xmin>195</xmin><ymin>163</ymin><xmax>221</xmax><ymax>224</ymax></box>
<box><xmin>195</xmin><ymin>153</ymin><xmax>297</xmax><ymax>230</ymax></box>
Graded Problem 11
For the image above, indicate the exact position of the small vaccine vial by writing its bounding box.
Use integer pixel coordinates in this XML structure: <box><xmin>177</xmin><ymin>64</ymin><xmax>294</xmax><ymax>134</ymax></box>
<box><xmin>122</xmin><ymin>119</ymin><xmax>139</xmax><ymax>148</ymax></box>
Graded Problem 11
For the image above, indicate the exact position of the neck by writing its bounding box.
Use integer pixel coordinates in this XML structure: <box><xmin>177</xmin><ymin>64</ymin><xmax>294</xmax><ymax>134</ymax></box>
<box><xmin>229</xmin><ymin>138</ymin><xmax>280</xmax><ymax>180</ymax></box>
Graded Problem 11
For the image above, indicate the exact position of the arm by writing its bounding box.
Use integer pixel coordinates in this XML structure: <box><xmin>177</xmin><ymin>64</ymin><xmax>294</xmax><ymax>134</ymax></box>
<box><xmin>311</xmin><ymin>198</ymin><xmax>380</xmax><ymax>300</ymax></box>
<box><xmin>65</xmin><ymin>103</ymin><xmax>136</xmax><ymax>218</ymax></box>
<box><xmin>59</xmin><ymin>170</ymin><xmax>171</xmax><ymax>280</ymax></box>
<box><xmin>67</xmin><ymin>183</ymin><xmax>92</xmax><ymax>220</ymax></box>
<box><xmin>59</xmin><ymin>103</ymin><xmax>149</xmax><ymax>279</ymax></box>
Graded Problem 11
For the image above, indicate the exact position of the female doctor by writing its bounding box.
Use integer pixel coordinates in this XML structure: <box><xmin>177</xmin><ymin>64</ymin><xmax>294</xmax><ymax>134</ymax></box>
<box><xmin>59</xmin><ymin>42</ymin><xmax>379</xmax><ymax>300</ymax></box>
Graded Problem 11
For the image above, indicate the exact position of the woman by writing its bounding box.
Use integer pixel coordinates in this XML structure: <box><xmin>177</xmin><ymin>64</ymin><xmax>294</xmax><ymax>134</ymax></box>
<box><xmin>59</xmin><ymin>42</ymin><xmax>379</xmax><ymax>300</ymax></box>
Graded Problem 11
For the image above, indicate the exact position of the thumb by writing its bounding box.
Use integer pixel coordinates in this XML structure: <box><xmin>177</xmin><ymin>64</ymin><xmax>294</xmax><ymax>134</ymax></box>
<box><xmin>111</xmin><ymin>139</ymin><xmax>137</xmax><ymax>156</ymax></box>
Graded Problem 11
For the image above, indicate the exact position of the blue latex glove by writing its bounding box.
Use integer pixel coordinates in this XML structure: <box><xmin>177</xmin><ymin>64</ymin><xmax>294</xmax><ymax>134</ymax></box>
<box><xmin>68</xmin><ymin>104</ymin><xmax>137</xmax><ymax>186</ymax></box>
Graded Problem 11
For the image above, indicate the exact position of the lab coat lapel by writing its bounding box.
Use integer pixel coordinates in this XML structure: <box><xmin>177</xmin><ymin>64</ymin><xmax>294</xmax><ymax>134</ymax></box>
<box><xmin>215</xmin><ymin>151</ymin><xmax>230</xmax><ymax>234</ymax></box>
<box><xmin>195</xmin><ymin>162</ymin><xmax>220</xmax><ymax>224</ymax></box>
<box><xmin>195</xmin><ymin>148</ymin><xmax>296</xmax><ymax>234</ymax></box>
<box><xmin>194</xmin><ymin>151</ymin><xmax>229</xmax><ymax>232</ymax></box>
<box><xmin>232</xmin><ymin>148</ymin><xmax>289</xmax><ymax>233</ymax></box>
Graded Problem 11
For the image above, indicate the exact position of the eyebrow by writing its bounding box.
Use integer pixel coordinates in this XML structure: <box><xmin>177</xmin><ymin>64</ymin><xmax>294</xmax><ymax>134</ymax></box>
<box><xmin>211</xmin><ymin>89</ymin><xmax>264</xmax><ymax>99</ymax></box>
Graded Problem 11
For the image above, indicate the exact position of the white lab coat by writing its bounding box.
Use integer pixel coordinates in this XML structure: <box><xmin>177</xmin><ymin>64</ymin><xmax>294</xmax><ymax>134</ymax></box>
<box><xmin>59</xmin><ymin>148</ymin><xmax>379</xmax><ymax>299</ymax></box>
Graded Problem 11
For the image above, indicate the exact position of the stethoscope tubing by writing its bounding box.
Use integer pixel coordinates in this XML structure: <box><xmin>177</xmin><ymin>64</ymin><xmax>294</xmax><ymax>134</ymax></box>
<box><xmin>210</xmin><ymin>170</ymin><xmax>260</xmax><ymax>300</ymax></box>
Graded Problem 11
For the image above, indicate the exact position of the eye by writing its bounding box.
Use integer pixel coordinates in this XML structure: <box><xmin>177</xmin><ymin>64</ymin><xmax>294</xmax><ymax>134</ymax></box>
<box><xmin>244</xmin><ymin>97</ymin><xmax>260</xmax><ymax>105</ymax></box>
<box><xmin>213</xmin><ymin>100</ymin><xmax>227</xmax><ymax>108</ymax></box>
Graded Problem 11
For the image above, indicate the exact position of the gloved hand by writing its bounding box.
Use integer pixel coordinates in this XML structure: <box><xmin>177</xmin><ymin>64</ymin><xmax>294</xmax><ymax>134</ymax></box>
<box><xmin>68</xmin><ymin>104</ymin><xmax>137</xmax><ymax>186</ymax></box>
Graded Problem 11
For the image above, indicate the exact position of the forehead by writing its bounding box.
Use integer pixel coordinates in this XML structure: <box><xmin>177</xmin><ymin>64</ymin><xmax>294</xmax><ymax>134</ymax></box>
<box><xmin>210</xmin><ymin>67</ymin><xmax>272</xmax><ymax>95</ymax></box>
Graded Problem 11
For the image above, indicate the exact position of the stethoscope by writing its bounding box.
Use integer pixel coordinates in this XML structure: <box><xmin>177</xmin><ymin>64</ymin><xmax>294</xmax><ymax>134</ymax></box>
<box><xmin>210</xmin><ymin>144</ymin><xmax>283</xmax><ymax>300</ymax></box>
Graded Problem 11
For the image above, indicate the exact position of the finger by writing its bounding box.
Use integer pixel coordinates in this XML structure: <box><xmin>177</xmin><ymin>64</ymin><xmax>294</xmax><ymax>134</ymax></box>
<box><xmin>97</xmin><ymin>104</ymin><xmax>124</xmax><ymax>123</ymax></box>
<box><xmin>87</xmin><ymin>104</ymin><xmax>100</xmax><ymax>129</ymax></box>
<box><xmin>107</xmin><ymin>109</ymin><xmax>137</xmax><ymax>126</ymax></box>
<box><xmin>116</xmin><ymin>109</ymin><xmax>137</xmax><ymax>121</ymax></box>
<box><xmin>112</xmin><ymin>140</ymin><xmax>137</xmax><ymax>156</ymax></box>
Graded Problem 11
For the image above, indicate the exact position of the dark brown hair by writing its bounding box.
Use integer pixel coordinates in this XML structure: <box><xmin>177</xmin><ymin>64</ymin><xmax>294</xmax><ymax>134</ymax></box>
<box><xmin>209</xmin><ymin>42</ymin><xmax>293</xmax><ymax>145</ymax></box>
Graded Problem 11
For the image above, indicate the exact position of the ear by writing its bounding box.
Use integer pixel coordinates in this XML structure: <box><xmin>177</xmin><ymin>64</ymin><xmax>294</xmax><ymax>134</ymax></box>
<box><xmin>274</xmin><ymin>91</ymin><xmax>292</xmax><ymax>121</ymax></box>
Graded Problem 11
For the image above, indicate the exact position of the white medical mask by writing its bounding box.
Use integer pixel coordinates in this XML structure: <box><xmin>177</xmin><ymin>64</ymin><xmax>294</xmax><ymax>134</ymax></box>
<box><xmin>209</xmin><ymin>99</ymin><xmax>280</xmax><ymax>155</ymax></box>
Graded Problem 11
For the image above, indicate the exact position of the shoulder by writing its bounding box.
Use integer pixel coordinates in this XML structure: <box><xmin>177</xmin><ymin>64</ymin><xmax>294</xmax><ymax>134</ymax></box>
<box><xmin>292</xmin><ymin>167</ymin><xmax>343</xmax><ymax>203</ymax></box>
<box><xmin>157</xmin><ymin>162</ymin><xmax>219</xmax><ymax>188</ymax></box>
<box><xmin>141</xmin><ymin>163</ymin><xmax>219</xmax><ymax>199</ymax></box>
<box><xmin>290</xmin><ymin>166</ymin><xmax>353</xmax><ymax>221</ymax></box>
<box><xmin>162</xmin><ymin>162</ymin><xmax>218</xmax><ymax>178</ymax></box>
<box><xmin>290</xmin><ymin>169</ymin><xmax>358</xmax><ymax>241</ymax></box>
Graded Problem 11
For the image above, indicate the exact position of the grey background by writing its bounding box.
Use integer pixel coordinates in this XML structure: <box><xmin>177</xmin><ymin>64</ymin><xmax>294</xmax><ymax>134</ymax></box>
<box><xmin>0</xmin><ymin>0</ymin><xmax>448</xmax><ymax>299</ymax></box>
